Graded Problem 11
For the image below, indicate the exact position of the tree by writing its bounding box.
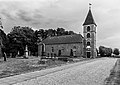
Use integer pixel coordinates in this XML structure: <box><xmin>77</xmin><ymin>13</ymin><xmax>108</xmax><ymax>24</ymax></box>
<box><xmin>35</xmin><ymin>28</ymin><xmax>76</xmax><ymax>40</ymax></box>
<box><xmin>68</xmin><ymin>31</ymin><xmax>75</xmax><ymax>35</ymax></box>
<box><xmin>7</xmin><ymin>26</ymin><xmax>38</xmax><ymax>57</ymax></box>
<box><xmin>99</xmin><ymin>46</ymin><xmax>106</xmax><ymax>57</ymax></box>
<box><xmin>0</xmin><ymin>29</ymin><xmax>8</xmax><ymax>61</ymax></box>
<box><xmin>99</xmin><ymin>46</ymin><xmax>112</xmax><ymax>57</ymax></box>
<box><xmin>56</xmin><ymin>28</ymin><xmax>64</xmax><ymax>36</ymax></box>
<box><xmin>113</xmin><ymin>48</ymin><xmax>119</xmax><ymax>55</ymax></box>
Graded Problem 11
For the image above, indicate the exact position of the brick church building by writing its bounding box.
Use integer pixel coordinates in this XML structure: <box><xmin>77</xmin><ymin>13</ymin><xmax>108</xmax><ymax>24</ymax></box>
<box><xmin>38</xmin><ymin>5</ymin><xmax>97</xmax><ymax>58</ymax></box>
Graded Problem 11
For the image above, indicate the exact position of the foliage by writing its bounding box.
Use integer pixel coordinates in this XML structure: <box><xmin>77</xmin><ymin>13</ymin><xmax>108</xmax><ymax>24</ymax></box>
<box><xmin>99</xmin><ymin>46</ymin><xmax>112</xmax><ymax>57</ymax></box>
<box><xmin>36</xmin><ymin>27</ymin><xmax>76</xmax><ymax>40</ymax></box>
<box><xmin>7</xmin><ymin>26</ymin><xmax>37</xmax><ymax>57</ymax></box>
<box><xmin>0</xmin><ymin>29</ymin><xmax>8</xmax><ymax>61</ymax></box>
<box><xmin>113</xmin><ymin>48</ymin><xmax>119</xmax><ymax>55</ymax></box>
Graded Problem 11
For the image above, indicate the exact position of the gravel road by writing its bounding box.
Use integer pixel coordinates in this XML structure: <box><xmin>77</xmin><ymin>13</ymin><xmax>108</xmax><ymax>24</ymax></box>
<box><xmin>14</xmin><ymin>58</ymin><xmax>117</xmax><ymax>85</ymax></box>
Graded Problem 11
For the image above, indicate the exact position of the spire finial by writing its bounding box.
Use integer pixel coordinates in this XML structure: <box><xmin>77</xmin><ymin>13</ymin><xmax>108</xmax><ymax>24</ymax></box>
<box><xmin>89</xmin><ymin>3</ymin><xmax>92</xmax><ymax>10</ymax></box>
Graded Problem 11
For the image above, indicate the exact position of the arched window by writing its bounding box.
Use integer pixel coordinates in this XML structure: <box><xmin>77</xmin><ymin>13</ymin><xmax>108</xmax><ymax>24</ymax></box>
<box><xmin>52</xmin><ymin>47</ymin><xmax>54</xmax><ymax>52</ymax></box>
<box><xmin>87</xmin><ymin>26</ymin><xmax>90</xmax><ymax>31</ymax></box>
<box><xmin>87</xmin><ymin>42</ymin><xmax>90</xmax><ymax>46</ymax></box>
<box><xmin>87</xmin><ymin>33</ymin><xmax>90</xmax><ymax>38</ymax></box>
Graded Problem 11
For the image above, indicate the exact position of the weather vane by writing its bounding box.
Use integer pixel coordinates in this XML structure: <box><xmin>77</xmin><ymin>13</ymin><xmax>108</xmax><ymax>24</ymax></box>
<box><xmin>89</xmin><ymin>3</ymin><xmax>92</xmax><ymax>10</ymax></box>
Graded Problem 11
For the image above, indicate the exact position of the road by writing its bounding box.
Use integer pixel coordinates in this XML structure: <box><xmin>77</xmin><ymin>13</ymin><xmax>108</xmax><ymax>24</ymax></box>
<box><xmin>35</xmin><ymin>58</ymin><xmax>117</xmax><ymax>85</ymax></box>
<box><xmin>13</xmin><ymin>58</ymin><xmax>117</xmax><ymax>85</ymax></box>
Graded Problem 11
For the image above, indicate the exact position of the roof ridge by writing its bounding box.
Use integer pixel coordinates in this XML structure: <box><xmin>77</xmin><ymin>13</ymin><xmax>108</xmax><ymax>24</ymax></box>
<box><xmin>49</xmin><ymin>34</ymin><xmax>79</xmax><ymax>38</ymax></box>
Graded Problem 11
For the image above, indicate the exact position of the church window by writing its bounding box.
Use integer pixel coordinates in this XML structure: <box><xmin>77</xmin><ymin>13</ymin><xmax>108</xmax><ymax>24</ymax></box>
<box><xmin>87</xmin><ymin>42</ymin><xmax>90</xmax><ymax>46</ymax></box>
<box><xmin>87</xmin><ymin>26</ymin><xmax>90</xmax><ymax>32</ymax></box>
<box><xmin>73</xmin><ymin>46</ymin><xmax>76</xmax><ymax>49</ymax></box>
<box><xmin>47</xmin><ymin>53</ymin><xmax>49</xmax><ymax>57</ymax></box>
<box><xmin>87</xmin><ymin>26</ymin><xmax>90</xmax><ymax>31</ymax></box>
<box><xmin>52</xmin><ymin>47</ymin><xmax>54</xmax><ymax>52</ymax></box>
<box><xmin>87</xmin><ymin>33</ymin><xmax>90</xmax><ymax>38</ymax></box>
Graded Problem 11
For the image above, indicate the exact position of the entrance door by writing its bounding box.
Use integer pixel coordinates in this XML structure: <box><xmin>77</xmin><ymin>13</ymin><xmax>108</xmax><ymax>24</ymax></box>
<box><xmin>41</xmin><ymin>44</ymin><xmax>45</xmax><ymax>56</ymax></box>
<box><xmin>58</xmin><ymin>50</ymin><xmax>61</xmax><ymax>56</ymax></box>
<box><xmin>70</xmin><ymin>49</ymin><xmax>73</xmax><ymax>56</ymax></box>
<box><xmin>87</xmin><ymin>52</ymin><xmax>91</xmax><ymax>58</ymax></box>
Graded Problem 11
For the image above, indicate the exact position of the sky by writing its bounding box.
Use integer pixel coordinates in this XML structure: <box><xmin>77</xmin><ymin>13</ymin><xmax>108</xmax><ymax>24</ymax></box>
<box><xmin>0</xmin><ymin>0</ymin><xmax>120</xmax><ymax>49</ymax></box>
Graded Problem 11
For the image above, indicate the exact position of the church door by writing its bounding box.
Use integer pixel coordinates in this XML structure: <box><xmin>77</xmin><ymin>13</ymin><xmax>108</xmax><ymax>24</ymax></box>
<box><xmin>87</xmin><ymin>52</ymin><xmax>91</xmax><ymax>58</ymax></box>
<box><xmin>70</xmin><ymin>49</ymin><xmax>73</xmax><ymax>57</ymax></box>
<box><xmin>58</xmin><ymin>50</ymin><xmax>61</xmax><ymax>56</ymax></box>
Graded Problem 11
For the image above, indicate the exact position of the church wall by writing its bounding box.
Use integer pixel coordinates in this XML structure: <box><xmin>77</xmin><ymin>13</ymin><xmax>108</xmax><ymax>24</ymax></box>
<box><xmin>41</xmin><ymin>43</ymin><xmax>83</xmax><ymax>57</ymax></box>
<box><xmin>38</xmin><ymin>44</ymin><xmax>42</xmax><ymax>58</ymax></box>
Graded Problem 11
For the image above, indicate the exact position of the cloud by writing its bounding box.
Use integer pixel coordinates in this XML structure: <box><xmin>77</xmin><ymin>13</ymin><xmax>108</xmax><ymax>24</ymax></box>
<box><xmin>0</xmin><ymin>9</ymin><xmax>15</xmax><ymax>20</ymax></box>
<box><xmin>17</xmin><ymin>10</ymin><xmax>34</xmax><ymax>22</ymax></box>
<box><xmin>0</xmin><ymin>0</ymin><xmax>120</xmax><ymax>49</ymax></box>
<box><xmin>97</xmin><ymin>33</ymin><xmax>120</xmax><ymax>48</ymax></box>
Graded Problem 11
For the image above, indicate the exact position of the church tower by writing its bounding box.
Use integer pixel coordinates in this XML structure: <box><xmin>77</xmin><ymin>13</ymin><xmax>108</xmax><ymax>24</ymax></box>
<box><xmin>83</xmin><ymin>4</ymin><xmax>97</xmax><ymax>58</ymax></box>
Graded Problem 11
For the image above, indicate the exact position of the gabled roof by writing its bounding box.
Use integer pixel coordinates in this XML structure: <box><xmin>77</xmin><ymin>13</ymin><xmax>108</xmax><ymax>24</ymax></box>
<box><xmin>83</xmin><ymin>9</ymin><xmax>97</xmax><ymax>26</ymax></box>
<box><xmin>42</xmin><ymin>34</ymin><xmax>83</xmax><ymax>45</ymax></box>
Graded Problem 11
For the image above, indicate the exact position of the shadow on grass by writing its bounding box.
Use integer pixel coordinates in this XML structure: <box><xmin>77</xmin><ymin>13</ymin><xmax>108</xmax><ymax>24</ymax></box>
<box><xmin>104</xmin><ymin>59</ymin><xmax>120</xmax><ymax>85</ymax></box>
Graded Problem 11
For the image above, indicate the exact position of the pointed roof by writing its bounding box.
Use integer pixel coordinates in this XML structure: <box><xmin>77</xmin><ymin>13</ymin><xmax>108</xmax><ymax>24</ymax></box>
<box><xmin>83</xmin><ymin>9</ymin><xmax>97</xmax><ymax>26</ymax></box>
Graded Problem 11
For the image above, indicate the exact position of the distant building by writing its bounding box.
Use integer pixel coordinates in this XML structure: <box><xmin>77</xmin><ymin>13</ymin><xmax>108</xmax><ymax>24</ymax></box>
<box><xmin>38</xmin><ymin>5</ymin><xmax>97</xmax><ymax>58</ymax></box>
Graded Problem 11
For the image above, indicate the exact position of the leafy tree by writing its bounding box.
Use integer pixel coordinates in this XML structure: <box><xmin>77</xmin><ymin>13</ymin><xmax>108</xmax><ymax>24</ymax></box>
<box><xmin>56</xmin><ymin>28</ymin><xmax>65</xmax><ymax>36</ymax></box>
<box><xmin>68</xmin><ymin>31</ymin><xmax>75</xmax><ymax>35</ymax></box>
<box><xmin>35</xmin><ymin>28</ymin><xmax>76</xmax><ymax>40</ymax></box>
<box><xmin>0</xmin><ymin>29</ymin><xmax>8</xmax><ymax>61</ymax></box>
<box><xmin>99</xmin><ymin>46</ymin><xmax>112</xmax><ymax>57</ymax></box>
<box><xmin>99</xmin><ymin>46</ymin><xmax>106</xmax><ymax>57</ymax></box>
<box><xmin>113</xmin><ymin>48</ymin><xmax>119</xmax><ymax>55</ymax></box>
<box><xmin>7</xmin><ymin>26</ymin><xmax>38</xmax><ymax>57</ymax></box>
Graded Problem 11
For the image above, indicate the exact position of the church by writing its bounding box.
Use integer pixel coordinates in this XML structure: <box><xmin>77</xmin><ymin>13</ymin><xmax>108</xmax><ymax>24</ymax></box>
<box><xmin>38</xmin><ymin>5</ymin><xmax>97</xmax><ymax>58</ymax></box>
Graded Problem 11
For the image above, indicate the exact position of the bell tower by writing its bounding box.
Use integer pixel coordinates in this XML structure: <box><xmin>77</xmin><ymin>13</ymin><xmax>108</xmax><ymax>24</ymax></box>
<box><xmin>83</xmin><ymin>4</ymin><xmax>97</xmax><ymax>58</ymax></box>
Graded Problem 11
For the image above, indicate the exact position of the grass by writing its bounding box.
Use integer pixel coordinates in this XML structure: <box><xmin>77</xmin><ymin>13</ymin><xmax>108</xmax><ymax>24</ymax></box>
<box><xmin>0</xmin><ymin>56</ymin><xmax>88</xmax><ymax>79</ymax></box>
<box><xmin>104</xmin><ymin>59</ymin><xmax>120</xmax><ymax>85</ymax></box>
<box><xmin>0</xmin><ymin>57</ymin><xmax>68</xmax><ymax>78</ymax></box>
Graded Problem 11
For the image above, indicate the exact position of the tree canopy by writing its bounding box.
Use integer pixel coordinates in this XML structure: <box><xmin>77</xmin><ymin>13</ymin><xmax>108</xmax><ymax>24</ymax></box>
<box><xmin>5</xmin><ymin>26</ymin><xmax>76</xmax><ymax>58</ymax></box>
<box><xmin>113</xmin><ymin>48</ymin><xmax>119</xmax><ymax>55</ymax></box>
<box><xmin>99</xmin><ymin>46</ymin><xmax>112</xmax><ymax>57</ymax></box>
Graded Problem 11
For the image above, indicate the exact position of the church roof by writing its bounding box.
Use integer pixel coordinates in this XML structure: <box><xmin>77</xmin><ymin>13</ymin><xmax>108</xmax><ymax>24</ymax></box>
<box><xmin>42</xmin><ymin>34</ymin><xmax>83</xmax><ymax>45</ymax></box>
<box><xmin>83</xmin><ymin>9</ymin><xmax>97</xmax><ymax>26</ymax></box>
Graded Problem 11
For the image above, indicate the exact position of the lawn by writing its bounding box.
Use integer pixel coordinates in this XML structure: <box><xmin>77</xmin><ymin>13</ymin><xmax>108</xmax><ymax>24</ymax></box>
<box><xmin>104</xmin><ymin>58</ymin><xmax>120</xmax><ymax>85</ymax></box>
<box><xmin>0</xmin><ymin>57</ymin><xmax>67</xmax><ymax>78</ymax></box>
<box><xmin>0</xmin><ymin>56</ymin><xmax>88</xmax><ymax>79</ymax></box>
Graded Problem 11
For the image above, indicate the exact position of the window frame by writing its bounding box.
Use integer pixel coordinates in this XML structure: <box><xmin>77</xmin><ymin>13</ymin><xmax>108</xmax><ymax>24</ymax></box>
<box><xmin>87</xmin><ymin>42</ymin><xmax>90</xmax><ymax>46</ymax></box>
<box><xmin>87</xmin><ymin>26</ymin><xmax>90</xmax><ymax>32</ymax></box>
<box><xmin>87</xmin><ymin>33</ymin><xmax>90</xmax><ymax>38</ymax></box>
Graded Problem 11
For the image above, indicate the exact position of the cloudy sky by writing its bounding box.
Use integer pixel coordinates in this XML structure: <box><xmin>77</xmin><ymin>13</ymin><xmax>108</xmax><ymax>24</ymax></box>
<box><xmin>0</xmin><ymin>0</ymin><xmax>120</xmax><ymax>48</ymax></box>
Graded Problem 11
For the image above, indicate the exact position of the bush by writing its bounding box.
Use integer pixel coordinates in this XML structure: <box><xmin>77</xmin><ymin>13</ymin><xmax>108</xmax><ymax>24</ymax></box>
<box><xmin>113</xmin><ymin>48</ymin><xmax>119</xmax><ymax>55</ymax></box>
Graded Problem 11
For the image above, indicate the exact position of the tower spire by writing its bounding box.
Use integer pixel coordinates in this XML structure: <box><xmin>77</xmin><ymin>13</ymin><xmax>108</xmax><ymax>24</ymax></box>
<box><xmin>83</xmin><ymin>3</ymin><xmax>97</xmax><ymax>26</ymax></box>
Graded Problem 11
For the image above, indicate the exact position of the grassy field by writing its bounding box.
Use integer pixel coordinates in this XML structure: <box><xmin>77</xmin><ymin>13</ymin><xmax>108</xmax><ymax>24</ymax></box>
<box><xmin>0</xmin><ymin>57</ymin><xmax>67</xmax><ymax>78</ymax></box>
<box><xmin>0</xmin><ymin>56</ymin><xmax>88</xmax><ymax>79</ymax></box>
<box><xmin>104</xmin><ymin>58</ymin><xmax>120</xmax><ymax>85</ymax></box>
